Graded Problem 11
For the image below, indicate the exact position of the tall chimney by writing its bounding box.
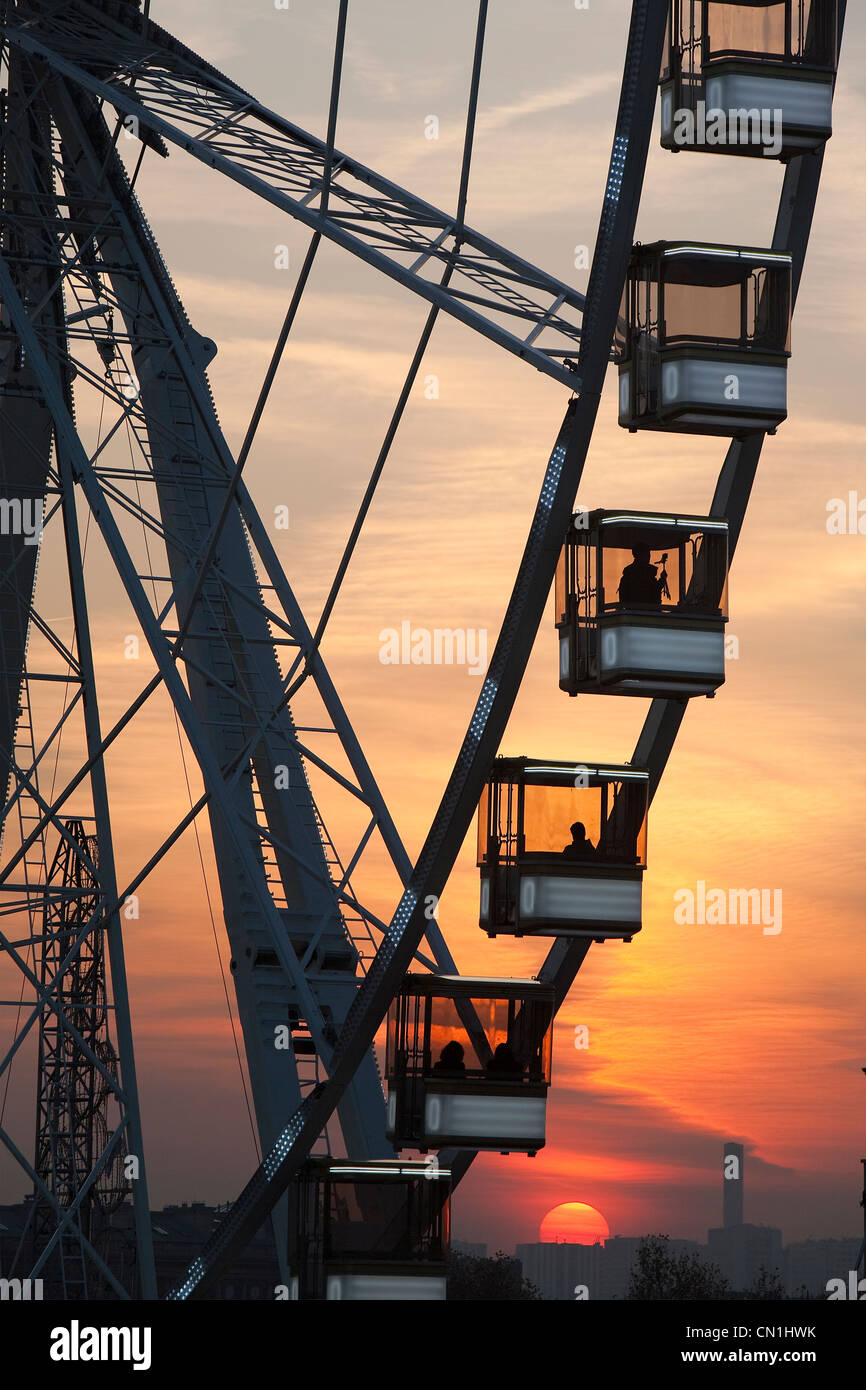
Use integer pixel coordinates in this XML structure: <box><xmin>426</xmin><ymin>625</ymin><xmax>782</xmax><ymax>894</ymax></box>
<box><xmin>723</xmin><ymin>1142</ymin><xmax>744</xmax><ymax>1228</ymax></box>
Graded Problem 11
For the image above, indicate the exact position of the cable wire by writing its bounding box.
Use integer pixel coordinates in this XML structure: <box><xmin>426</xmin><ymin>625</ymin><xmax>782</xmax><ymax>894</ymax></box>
<box><xmin>283</xmin><ymin>0</ymin><xmax>489</xmax><ymax>700</ymax></box>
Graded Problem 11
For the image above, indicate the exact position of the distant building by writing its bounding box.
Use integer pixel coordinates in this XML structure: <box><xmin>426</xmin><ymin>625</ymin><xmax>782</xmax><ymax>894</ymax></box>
<box><xmin>707</xmin><ymin>1223</ymin><xmax>783</xmax><ymax>1291</ymax></box>
<box><xmin>513</xmin><ymin>1228</ymin><xmax>865</xmax><ymax>1300</ymax></box>
<box><xmin>514</xmin><ymin>1236</ymin><xmax>706</xmax><ymax>1300</ymax></box>
<box><xmin>704</xmin><ymin>1138</ymin><xmax>783</xmax><ymax>1292</ymax></box>
<box><xmin>0</xmin><ymin>1199</ymin><xmax>279</xmax><ymax>1300</ymax></box>
<box><xmin>452</xmin><ymin>1240</ymin><xmax>487</xmax><ymax>1259</ymax></box>
<box><xmin>598</xmin><ymin>1235</ymin><xmax>643</xmax><ymax>1299</ymax></box>
<box><xmin>150</xmin><ymin>1202</ymin><xmax>279</xmax><ymax>1299</ymax></box>
<box><xmin>783</xmin><ymin>1238</ymin><xmax>863</xmax><ymax>1299</ymax></box>
<box><xmin>516</xmin><ymin>1241</ymin><xmax>602</xmax><ymax>1300</ymax></box>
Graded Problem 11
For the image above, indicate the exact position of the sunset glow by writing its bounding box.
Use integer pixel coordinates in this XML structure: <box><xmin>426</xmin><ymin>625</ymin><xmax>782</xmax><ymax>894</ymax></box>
<box><xmin>540</xmin><ymin>1203</ymin><xmax>611</xmax><ymax>1246</ymax></box>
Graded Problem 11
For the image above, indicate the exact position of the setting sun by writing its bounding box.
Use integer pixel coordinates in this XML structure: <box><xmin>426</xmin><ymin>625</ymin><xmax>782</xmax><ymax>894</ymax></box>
<box><xmin>540</xmin><ymin>1204</ymin><xmax>611</xmax><ymax>1246</ymax></box>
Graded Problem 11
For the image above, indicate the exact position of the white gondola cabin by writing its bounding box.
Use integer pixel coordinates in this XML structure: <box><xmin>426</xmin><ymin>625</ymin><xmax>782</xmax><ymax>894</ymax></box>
<box><xmin>385</xmin><ymin>975</ymin><xmax>555</xmax><ymax>1155</ymax></box>
<box><xmin>478</xmin><ymin>758</ymin><xmax>649</xmax><ymax>942</ymax></box>
<box><xmin>288</xmin><ymin>1157</ymin><xmax>450</xmax><ymax>1301</ymax></box>
<box><xmin>556</xmin><ymin>510</ymin><xmax>730</xmax><ymax>697</ymax></box>
<box><xmin>617</xmin><ymin>241</ymin><xmax>792</xmax><ymax>436</ymax></box>
<box><xmin>661</xmin><ymin>1</ymin><xmax>839</xmax><ymax>159</ymax></box>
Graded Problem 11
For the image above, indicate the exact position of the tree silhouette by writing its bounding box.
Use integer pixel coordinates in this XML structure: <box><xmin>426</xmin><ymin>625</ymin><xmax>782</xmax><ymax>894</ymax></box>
<box><xmin>627</xmin><ymin>1234</ymin><xmax>731</xmax><ymax>1301</ymax></box>
<box><xmin>744</xmin><ymin>1266</ymin><xmax>787</xmax><ymax>1300</ymax></box>
<box><xmin>447</xmin><ymin>1250</ymin><xmax>543</xmax><ymax>1300</ymax></box>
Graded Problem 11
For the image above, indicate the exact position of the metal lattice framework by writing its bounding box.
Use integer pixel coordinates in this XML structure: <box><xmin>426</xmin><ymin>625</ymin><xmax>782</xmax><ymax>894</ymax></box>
<box><xmin>6</xmin><ymin>0</ymin><xmax>588</xmax><ymax>387</ymax></box>
<box><xmin>0</xmin><ymin>0</ymin><xmax>846</xmax><ymax>1300</ymax></box>
<box><xmin>32</xmin><ymin>818</ymin><xmax>127</xmax><ymax>1300</ymax></box>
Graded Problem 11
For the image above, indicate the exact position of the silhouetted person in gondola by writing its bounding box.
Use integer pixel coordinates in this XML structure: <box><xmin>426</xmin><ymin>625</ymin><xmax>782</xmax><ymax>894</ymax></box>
<box><xmin>618</xmin><ymin>544</ymin><xmax>667</xmax><ymax>607</ymax></box>
<box><xmin>433</xmin><ymin>1040</ymin><xmax>466</xmax><ymax>1075</ymax></box>
<box><xmin>485</xmin><ymin>1043</ymin><xmax>523</xmax><ymax>1079</ymax></box>
<box><xmin>561</xmin><ymin>820</ymin><xmax>596</xmax><ymax>861</ymax></box>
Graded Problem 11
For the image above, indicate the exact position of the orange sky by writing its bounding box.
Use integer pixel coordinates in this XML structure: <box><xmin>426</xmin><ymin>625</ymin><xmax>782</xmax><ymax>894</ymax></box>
<box><xmin>2</xmin><ymin>0</ymin><xmax>865</xmax><ymax>1254</ymax></box>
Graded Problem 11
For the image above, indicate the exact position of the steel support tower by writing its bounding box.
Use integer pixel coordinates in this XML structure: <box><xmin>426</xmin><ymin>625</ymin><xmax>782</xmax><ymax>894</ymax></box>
<box><xmin>32</xmin><ymin>817</ymin><xmax>128</xmax><ymax>1299</ymax></box>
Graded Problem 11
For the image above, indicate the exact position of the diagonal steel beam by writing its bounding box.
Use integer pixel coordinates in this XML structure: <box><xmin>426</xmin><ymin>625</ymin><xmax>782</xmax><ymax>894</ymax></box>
<box><xmin>3</xmin><ymin>2</ymin><xmax>587</xmax><ymax>389</ymax></box>
<box><xmin>0</xmin><ymin>1119</ymin><xmax>131</xmax><ymax>1298</ymax></box>
<box><xmin>40</xmin><ymin>68</ymin><xmax>463</xmax><ymax>982</ymax></box>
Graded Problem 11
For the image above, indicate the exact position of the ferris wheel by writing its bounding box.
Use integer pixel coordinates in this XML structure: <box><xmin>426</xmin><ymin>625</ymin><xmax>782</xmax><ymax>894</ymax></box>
<box><xmin>0</xmin><ymin>0</ymin><xmax>845</xmax><ymax>1301</ymax></box>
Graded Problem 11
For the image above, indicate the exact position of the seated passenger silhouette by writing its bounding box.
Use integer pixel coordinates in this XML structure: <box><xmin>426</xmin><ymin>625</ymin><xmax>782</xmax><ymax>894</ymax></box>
<box><xmin>561</xmin><ymin>820</ymin><xmax>596</xmax><ymax>861</ymax></box>
<box><xmin>617</xmin><ymin>545</ymin><xmax>665</xmax><ymax>607</ymax></box>
<box><xmin>432</xmin><ymin>1040</ymin><xmax>466</xmax><ymax>1075</ymax></box>
<box><xmin>485</xmin><ymin>1043</ymin><xmax>523</xmax><ymax>1080</ymax></box>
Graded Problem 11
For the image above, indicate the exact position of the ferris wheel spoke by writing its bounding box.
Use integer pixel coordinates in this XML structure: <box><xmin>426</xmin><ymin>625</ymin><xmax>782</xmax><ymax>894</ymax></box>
<box><xmin>4</xmin><ymin>2</ymin><xmax>586</xmax><ymax>389</ymax></box>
